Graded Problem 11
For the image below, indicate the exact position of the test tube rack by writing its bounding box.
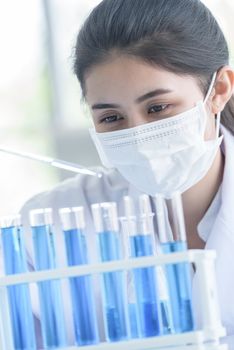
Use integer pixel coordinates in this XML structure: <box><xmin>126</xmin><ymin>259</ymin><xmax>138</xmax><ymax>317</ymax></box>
<box><xmin>0</xmin><ymin>249</ymin><xmax>228</xmax><ymax>350</ymax></box>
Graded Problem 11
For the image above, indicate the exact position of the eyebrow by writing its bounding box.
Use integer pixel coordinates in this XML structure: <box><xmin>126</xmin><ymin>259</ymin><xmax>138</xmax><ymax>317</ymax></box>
<box><xmin>91</xmin><ymin>88</ymin><xmax>173</xmax><ymax>110</ymax></box>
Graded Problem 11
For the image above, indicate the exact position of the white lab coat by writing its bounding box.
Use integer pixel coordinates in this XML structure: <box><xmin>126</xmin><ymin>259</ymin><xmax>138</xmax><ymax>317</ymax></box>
<box><xmin>20</xmin><ymin>125</ymin><xmax>234</xmax><ymax>349</ymax></box>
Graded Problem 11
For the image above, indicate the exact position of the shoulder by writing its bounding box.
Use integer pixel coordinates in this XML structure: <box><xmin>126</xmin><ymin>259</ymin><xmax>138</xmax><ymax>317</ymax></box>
<box><xmin>20</xmin><ymin>167</ymin><xmax>129</xmax><ymax>216</ymax></box>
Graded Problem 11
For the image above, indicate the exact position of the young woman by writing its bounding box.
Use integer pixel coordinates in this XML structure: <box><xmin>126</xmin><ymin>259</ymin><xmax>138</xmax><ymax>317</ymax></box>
<box><xmin>21</xmin><ymin>0</ymin><xmax>234</xmax><ymax>347</ymax></box>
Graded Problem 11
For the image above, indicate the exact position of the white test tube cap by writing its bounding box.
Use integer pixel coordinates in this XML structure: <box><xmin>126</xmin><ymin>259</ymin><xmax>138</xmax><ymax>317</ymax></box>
<box><xmin>155</xmin><ymin>192</ymin><xmax>187</xmax><ymax>242</ymax></box>
<box><xmin>30</xmin><ymin>208</ymin><xmax>53</xmax><ymax>227</ymax></box>
<box><xmin>169</xmin><ymin>191</ymin><xmax>187</xmax><ymax>242</ymax></box>
<box><xmin>123</xmin><ymin>196</ymin><xmax>134</xmax><ymax>217</ymax></box>
<box><xmin>59</xmin><ymin>207</ymin><xmax>85</xmax><ymax>231</ymax></box>
<box><xmin>139</xmin><ymin>194</ymin><xmax>151</xmax><ymax>214</ymax></box>
<box><xmin>120</xmin><ymin>196</ymin><xmax>137</xmax><ymax>237</ymax></box>
<box><xmin>91</xmin><ymin>202</ymin><xmax>119</xmax><ymax>233</ymax></box>
<box><xmin>139</xmin><ymin>194</ymin><xmax>154</xmax><ymax>235</ymax></box>
<box><xmin>0</xmin><ymin>214</ymin><xmax>21</xmax><ymax>228</ymax></box>
<box><xmin>154</xmin><ymin>194</ymin><xmax>170</xmax><ymax>243</ymax></box>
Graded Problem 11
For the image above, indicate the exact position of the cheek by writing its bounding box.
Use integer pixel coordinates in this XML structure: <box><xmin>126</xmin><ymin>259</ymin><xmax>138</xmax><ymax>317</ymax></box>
<box><xmin>93</xmin><ymin>123</ymin><xmax>104</xmax><ymax>132</ymax></box>
<box><xmin>90</xmin><ymin>116</ymin><xmax>100</xmax><ymax>131</ymax></box>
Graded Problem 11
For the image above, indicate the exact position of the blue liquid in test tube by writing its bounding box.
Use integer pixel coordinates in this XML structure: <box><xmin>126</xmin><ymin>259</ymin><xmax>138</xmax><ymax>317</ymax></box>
<box><xmin>30</xmin><ymin>208</ymin><xmax>67</xmax><ymax>349</ymax></box>
<box><xmin>59</xmin><ymin>207</ymin><xmax>99</xmax><ymax>346</ymax></box>
<box><xmin>130</xmin><ymin>234</ymin><xmax>162</xmax><ymax>337</ymax></box>
<box><xmin>155</xmin><ymin>192</ymin><xmax>194</xmax><ymax>333</ymax></box>
<box><xmin>156</xmin><ymin>264</ymin><xmax>174</xmax><ymax>335</ymax></box>
<box><xmin>121</xmin><ymin>195</ymin><xmax>165</xmax><ymax>338</ymax></box>
<box><xmin>0</xmin><ymin>215</ymin><xmax>36</xmax><ymax>350</ymax></box>
<box><xmin>92</xmin><ymin>202</ymin><xmax>129</xmax><ymax>342</ymax></box>
<box><xmin>127</xmin><ymin>277</ymin><xmax>139</xmax><ymax>338</ymax></box>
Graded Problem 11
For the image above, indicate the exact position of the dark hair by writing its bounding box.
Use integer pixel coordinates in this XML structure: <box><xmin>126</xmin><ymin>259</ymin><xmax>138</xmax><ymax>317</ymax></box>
<box><xmin>73</xmin><ymin>0</ymin><xmax>234</xmax><ymax>134</ymax></box>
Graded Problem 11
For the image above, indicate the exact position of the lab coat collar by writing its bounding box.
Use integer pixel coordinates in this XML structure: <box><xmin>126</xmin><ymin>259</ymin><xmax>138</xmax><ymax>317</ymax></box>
<box><xmin>204</xmin><ymin>125</ymin><xmax>234</xmax><ymax>336</ymax></box>
<box><xmin>217</xmin><ymin>125</ymin><xmax>234</xmax><ymax>229</ymax></box>
<box><xmin>205</xmin><ymin>124</ymin><xmax>234</xmax><ymax>244</ymax></box>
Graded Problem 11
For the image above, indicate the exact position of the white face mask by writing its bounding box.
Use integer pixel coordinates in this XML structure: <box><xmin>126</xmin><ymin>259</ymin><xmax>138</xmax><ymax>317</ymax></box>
<box><xmin>89</xmin><ymin>73</ymin><xmax>223</xmax><ymax>198</ymax></box>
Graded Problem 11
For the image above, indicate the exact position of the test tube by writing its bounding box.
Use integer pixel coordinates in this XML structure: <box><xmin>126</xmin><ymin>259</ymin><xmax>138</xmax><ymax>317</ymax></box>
<box><xmin>119</xmin><ymin>199</ymin><xmax>139</xmax><ymax>339</ymax></box>
<box><xmin>30</xmin><ymin>208</ymin><xmax>67</xmax><ymax>348</ymax></box>
<box><xmin>155</xmin><ymin>192</ymin><xmax>194</xmax><ymax>333</ymax></box>
<box><xmin>125</xmin><ymin>272</ymin><xmax>139</xmax><ymax>339</ymax></box>
<box><xmin>92</xmin><ymin>202</ymin><xmax>130</xmax><ymax>342</ymax></box>
<box><xmin>121</xmin><ymin>195</ymin><xmax>163</xmax><ymax>338</ymax></box>
<box><xmin>0</xmin><ymin>215</ymin><xmax>36</xmax><ymax>350</ymax></box>
<box><xmin>59</xmin><ymin>207</ymin><xmax>99</xmax><ymax>346</ymax></box>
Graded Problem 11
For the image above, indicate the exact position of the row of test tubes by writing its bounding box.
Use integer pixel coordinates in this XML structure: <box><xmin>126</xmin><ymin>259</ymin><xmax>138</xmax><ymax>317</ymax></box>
<box><xmin>0</xmin><ymin>193</ymin><xmax>195</xmax><ymax>350</ymax></box>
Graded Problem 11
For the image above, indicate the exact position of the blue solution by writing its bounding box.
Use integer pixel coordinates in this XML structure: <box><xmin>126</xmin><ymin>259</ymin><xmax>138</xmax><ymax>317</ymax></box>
<box><xmin>161</xmin><ymin>241</ymin><xmax>194</xmax><ymax>333</ymax></box>
<box><xmin>1</xmin><ymin>225</ymin><xmax>36</xmax><ymax>350</ymax></box>
<box><xmin>98</xmin><ymin>231</ymin><xmax>129</xmax><ymax>342</ymax></box>
<box><xmin>130</xmin><ymin>234</ymin><xmax>163</xmax><ymax>337</ymax></box>
<box><xmin>128</xmin><ymin>303</ymin><xmax>139</xmax><ymax>338</ymax></box>
<box><xmin>32</xmin><ymin>225</ymin><xmax>67</xmax><ymax>348</ymax></box>
<box><xmin>160</xmin><ymin>299</ymin><xmax>174</xmax><ymax>334</ymax></box>
<box><xmin>126</xmin><ymin>272</ymin><xmax>139</xmax><ymax>338</ymax></box>
<box><xmin>63</xmin><ymin>228</ymin><xmax>99</xmax><ymax>346</ymax></box>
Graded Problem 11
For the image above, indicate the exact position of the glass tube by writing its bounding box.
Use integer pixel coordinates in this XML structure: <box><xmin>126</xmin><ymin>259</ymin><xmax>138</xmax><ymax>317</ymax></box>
<box><xmin>92</xmin><ymin>202</ymin><xmax>129</xmax><ymax>342</ymax></box>
<box><xmin>30</xmin><ymin>208</ymin><xmax>67</xmax><ymax>348</ymax></box>
<box><xmin>0</xmin><ymin>215</ymin><xmax>36</xmax><ymax>350</ymax></box>
<box><xmin>155</xmin><ymin>192</ymin><xmax>194</xmax><ymax>333</ymax></box>
<box><xmin>121</xmin><ymin>195</ymin><xmax>165</xmax><ymax>338</ymax></box>
<box><xmin>59</xmin><ymin>207</ymin><xmax>99</xmax><ymax>346</ymax></box>
<box><xmin>119</xmin><ymin>197</ymin><xmax>139</xmax><ymax>339</ymax></box>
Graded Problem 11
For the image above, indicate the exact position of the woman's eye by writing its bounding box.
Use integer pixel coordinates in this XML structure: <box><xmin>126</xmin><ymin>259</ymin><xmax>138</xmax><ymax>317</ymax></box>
<box><xmin>100</xmin><ymin>114</ymin><xmax>123</xmax><ymax>124</ymax></box>
<box><xmin>148</xmin><ymin>104</ymin><xmax>169</xmax><ymax>114</ymax></box>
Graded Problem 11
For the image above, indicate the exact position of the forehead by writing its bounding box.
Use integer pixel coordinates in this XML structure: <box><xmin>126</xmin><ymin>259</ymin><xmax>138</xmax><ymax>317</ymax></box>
<box><xmin>85</xmin><ymin>56</ymin><xmax>200</xmax><ymax>103</ymax></box>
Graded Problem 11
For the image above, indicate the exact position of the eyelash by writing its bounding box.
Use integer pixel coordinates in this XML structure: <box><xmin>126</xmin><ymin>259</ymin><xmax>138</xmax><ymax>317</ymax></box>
<box><xmin>100</xmin><ymin>114</ymin><xmax>124</xmax><ymax>124</ymax></box>
<box><xmin>148</xmin><ymin>104</ymin><xmax>169</xmax><ymax>114</ymax></box>
<box><xmin>99</xmin><ymin>104</ymin><xmax>170</xmax><ymax>124</ymax></box>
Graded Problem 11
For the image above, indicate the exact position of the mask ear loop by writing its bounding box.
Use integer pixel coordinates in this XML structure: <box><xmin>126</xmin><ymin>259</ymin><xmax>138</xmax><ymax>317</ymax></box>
<box><xmin>204</xmin><ymin>72</ymin><xmax>221</xmax><ymax>139</ymax></box>
<box><xmin>204</xmin><ymin>72</ymin><xmax>217</xmax><ymax>104</ymax></box>
<box><xmin>216</xmin><ymin>111</ymin><xmax>221</xmax><ymax>138</ymax></box>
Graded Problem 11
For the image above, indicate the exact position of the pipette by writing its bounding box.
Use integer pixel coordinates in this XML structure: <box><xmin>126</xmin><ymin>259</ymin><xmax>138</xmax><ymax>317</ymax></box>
<box><xmin>0</xmin><ymin>146</ymin><xmax>102</xmax><ymax>177</ymax></box>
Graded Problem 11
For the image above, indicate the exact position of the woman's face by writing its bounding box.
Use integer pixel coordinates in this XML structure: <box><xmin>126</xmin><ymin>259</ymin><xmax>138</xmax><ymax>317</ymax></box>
<box><xmin>85</xmin><ymin>55</ymin><xmax>215</xmax><ymax>138</ymax></box>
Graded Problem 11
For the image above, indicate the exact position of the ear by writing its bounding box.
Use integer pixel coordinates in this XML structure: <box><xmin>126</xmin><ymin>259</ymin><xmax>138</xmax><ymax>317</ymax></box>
<box><xmin>210</xmin><ymin>66</ymin><xmax>234</xmax><ymax>114</ymax></box>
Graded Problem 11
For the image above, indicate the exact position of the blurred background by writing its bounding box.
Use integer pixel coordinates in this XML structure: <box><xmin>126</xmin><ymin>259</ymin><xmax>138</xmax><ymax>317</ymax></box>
<box><xmin>0</xmin><ymin>0</ymin><xmax>233</xmax><ymax>215</ymax></box>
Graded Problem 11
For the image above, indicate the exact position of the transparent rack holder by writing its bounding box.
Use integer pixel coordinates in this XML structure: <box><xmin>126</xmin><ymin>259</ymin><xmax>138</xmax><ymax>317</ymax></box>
<box><xmin>0</xmin><ymin>250</ymin><xmax>228</xmax><ymax>350</ymax></box>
